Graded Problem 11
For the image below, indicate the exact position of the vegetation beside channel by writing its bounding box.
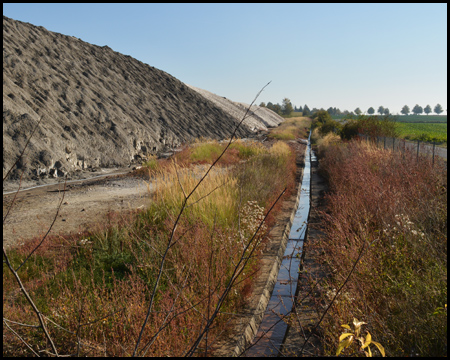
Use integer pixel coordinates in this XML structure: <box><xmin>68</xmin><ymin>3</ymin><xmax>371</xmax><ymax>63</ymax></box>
<box><xmin>312</xmin><ymin>119</ymin><xmax>447</xmax><ymax>356</ymax></box>
<box><xmin>3</xmin><ymin>126</ymin><xmax>309</xmax><ymax>356</ymax></box>
<box><xmin>313</xmin><ymin>111</ymin><xmax>447</xmax><ymax>145</ymax></box>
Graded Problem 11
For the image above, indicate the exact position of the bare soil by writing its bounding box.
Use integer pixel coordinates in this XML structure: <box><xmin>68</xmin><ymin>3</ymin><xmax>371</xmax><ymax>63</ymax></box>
<box><xmin>3</xmin><ymin>171</ymin><xmax>151</xmax><ymax>248</ymax></box>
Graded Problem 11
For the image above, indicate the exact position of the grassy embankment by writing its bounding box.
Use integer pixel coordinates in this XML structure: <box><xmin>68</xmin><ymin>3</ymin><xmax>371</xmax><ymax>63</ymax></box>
<box><xmin>311</xmin><ymin>125</ymin><xmax>447</xmax><ymax>357</ymax></box>
<box><xmin>3</xmin><ymin>120</ymin><xmax>309</xmax><ymax>356</ymax></box>
<box><xmin>267</xmin><ymin>116</ymin><xmax>311</xmax><ymax>140</ymax></box>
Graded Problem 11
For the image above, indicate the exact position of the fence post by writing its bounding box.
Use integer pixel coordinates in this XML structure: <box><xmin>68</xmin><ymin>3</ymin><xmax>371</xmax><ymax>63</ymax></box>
<box><xmin>417</xmin><ymin>140</ymin><xmax>420</xmax><ymax>162</ymax></box>
<box><xmin>432</xmin><ymin>142</ymin><xmax>435</xmax><ymax>166</ymax></box>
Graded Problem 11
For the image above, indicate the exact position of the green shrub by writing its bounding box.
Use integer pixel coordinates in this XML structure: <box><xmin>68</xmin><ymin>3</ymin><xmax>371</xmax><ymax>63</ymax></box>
<box><xmin>318</xmin><ymin>119</ymin><xmax>343</xmax><ymax>136</ymax></box>
<box><xmin>357</xmin><ymin>115</ymin><xmax>398</xmax><ymax>138</ymax></box>
<box><xmin>340</xmin><ymin>119</ymin><xmax>360</xmax><ymax>140</ymax></box>
<box><xmin>314</xmin><ymin>110</ymin><xmax>333</xmax><ymax>125</ymax></box>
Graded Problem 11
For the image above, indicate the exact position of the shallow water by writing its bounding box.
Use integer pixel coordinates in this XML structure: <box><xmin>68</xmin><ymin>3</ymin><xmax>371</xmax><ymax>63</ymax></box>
<box><xmin>245</xmin><ymin>134</ymin><xmax>315</xmax><ymax>357</ymax></box>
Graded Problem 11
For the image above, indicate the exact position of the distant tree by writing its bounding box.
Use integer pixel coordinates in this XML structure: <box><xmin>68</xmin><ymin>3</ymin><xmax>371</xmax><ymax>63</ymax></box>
<box><xmin>267</xmin><ymin>102</ymin><xmax>274</xmax><ymax>109</ymax></box>
<box><xmin>434</xmin><ymin>103</ymin><xmax>443</xmax><ymax>115</ymax></box>
<box><xmin>327</xmin><ymin>107</ymin><xmax>334</xmax><ymax>115</ymax></box>
<box><xmin>377</xmin><ymin>106</ymin><xmax>385</xmax><ymax>115</ymax></box>
<box><xmin>298</xmin><ymin>105</ymin><xmax>303</xmax><ymax>113</ymax></box>
<box><xmin>273</xmin><ymin>103</ymin><xmax>282</xmax><ymax>115</ymax></box>
<box><xmin>401</xmin><ymin>105</ymin><xmax>410</xmax><ymax>115</ymax></box>
<box><xmin>314</xmin><ymin>110</ymin><xmax>333</xmax><ymax>124</ymax></box>
<box><xmin>412</xmin><ymin>104</ymin><xmax>423</xmax><ymax>115</ymax></box>
<box><xmin>259</xmin><ymin>102</ymin><xmax>266</xmax><ymax>107</ymax></box>
<box><xmin>383</xmin><ymin>108</ymin><xmax>390</xmax><ymax>115</ymax></box>
<box><xmin>335</xmin><ymin>107</ymin><xmax>342</xmax><ymax>115</ymax></box>
<box><xmin>355</xmin><ymin>107</ymin><xmax>362</xmax><ymax>115</ymax></box>
<box><xmin>367</xmin><ymin>107</ymin><xmax>375</xmax><ymax>115</ymax></box>
<box><xmin>282</xmin><ymin>98</ymin><xmax>294</xmax><ymax>115</ymax></box>
<box><xmin>303</xmin><ymin>105</ymin><xmax>311</xmax><ymax>116</ymax></box>
<box><xmin>424</xmin><ymin>104</ymin><xmax>432</xmax><ymax>115</ymax></box>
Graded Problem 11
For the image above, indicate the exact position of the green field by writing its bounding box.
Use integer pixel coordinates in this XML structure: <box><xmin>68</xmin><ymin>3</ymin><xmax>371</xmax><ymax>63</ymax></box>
<box><xmin>331</xmin><ymin>114</ymin><xmax>447</xmax><ymax>123</ymax></box>
<box><xmin>394</xmin><ymin>115</ymin><xmax>447</xmax><ymax>123</ymax></box>
<box><xmin>395</xmin><ymin>122</ymin><xmax>447</xmax><ymax>144</ymax></box>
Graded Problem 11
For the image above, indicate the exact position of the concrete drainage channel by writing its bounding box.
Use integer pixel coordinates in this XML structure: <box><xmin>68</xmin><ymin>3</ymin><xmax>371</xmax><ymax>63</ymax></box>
<box><xmin>243</xmin><ymin>132</ymin><xmax>316</xmax><ymax>357</ymax></box>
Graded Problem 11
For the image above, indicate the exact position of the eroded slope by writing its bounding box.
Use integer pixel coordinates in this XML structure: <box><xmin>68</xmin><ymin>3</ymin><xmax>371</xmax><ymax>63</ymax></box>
<box><xmin>3</xmin><ymin>16</ymin><xmax>252</xmax><ymax>185</ymax></box>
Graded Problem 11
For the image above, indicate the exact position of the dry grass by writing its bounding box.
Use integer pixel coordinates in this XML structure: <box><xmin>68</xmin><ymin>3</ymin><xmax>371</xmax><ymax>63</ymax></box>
<box><xmin>268</xmin><ymin>116</ymin><xmax>310</xmax><ymax>140</ymax></box>
<box><xmin>3</xmin><ymin>137</ymin><xmax>298</xmax><ymax>356</ymax></box>
<box><xmin>314</xmin><ymin>139</ymin><xmax>447</xmax><ymax>357</ymax></box>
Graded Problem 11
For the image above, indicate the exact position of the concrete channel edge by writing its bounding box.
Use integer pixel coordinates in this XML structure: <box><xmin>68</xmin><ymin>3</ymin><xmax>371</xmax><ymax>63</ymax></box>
<box><xmin>225</xmin><ymin>143</ymin><xmax>308</xmax><ymax>357</ymax></box>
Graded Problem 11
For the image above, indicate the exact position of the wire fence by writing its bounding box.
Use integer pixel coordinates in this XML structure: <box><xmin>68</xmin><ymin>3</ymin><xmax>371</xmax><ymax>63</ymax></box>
<box><xmin>359</xmin><ymin>134</ymin><xmax>447</xmax><ymax>164</ymax></box>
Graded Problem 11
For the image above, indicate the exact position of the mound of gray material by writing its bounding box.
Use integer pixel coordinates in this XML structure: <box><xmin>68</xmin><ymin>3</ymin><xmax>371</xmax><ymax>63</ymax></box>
<box><xmin>3</xmin><ymin>16</ymin><xmax>252</xmax><ymax>184</ymax></box>
<box><xmin>187</xmin><ymin>85</ymin><xmax>284</xmax><ymax>131</ymax></box>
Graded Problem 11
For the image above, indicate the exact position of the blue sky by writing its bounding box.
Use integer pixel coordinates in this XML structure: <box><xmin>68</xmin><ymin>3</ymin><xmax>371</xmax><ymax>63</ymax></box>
<box><xmin>4</xmin><ymin>3</ymin><xmax>447</xmax><ymax>115</ymax></box>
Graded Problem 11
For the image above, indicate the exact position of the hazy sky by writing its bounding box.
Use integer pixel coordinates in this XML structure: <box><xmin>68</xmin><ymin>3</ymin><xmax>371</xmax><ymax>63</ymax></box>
<box><xmin>3</xmin><ymin>3</ymin><xmax>447</xmax><ymax>115</ymax></box>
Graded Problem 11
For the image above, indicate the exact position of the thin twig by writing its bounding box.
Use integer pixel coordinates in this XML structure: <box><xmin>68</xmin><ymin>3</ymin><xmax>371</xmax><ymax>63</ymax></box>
<box><xmin>15</xmin><ymin>178</ymin><xmax>68</xmax><ymax>272</ymax></box>
<box><xmin>3</xmin><ymin>169</ymin><xmax>24</xmax><ymax>225</ymax></box>
<box><xmin>172</xmin><ymin>157</ymin><xmax>187</xmax><ymax>199</ymax></box>
<box><xmin>185</xmin><ymin>187</ymin><xmax>286</xmax><ymax>356</ymax></box>
<box><xmin>132</xmin><ymin>81</ymin><xmax>271</xmax><ymax>357</ymax></box>
<box><xmin>3</xmin><ymin>247</ymin><xmax>59</xmax><ymax>356</ymax></box>
<box><xmin>299</xmin><ymin>238</ymin><xmax>369</xmax><ymax>355</ymax></box>
<box><xmin>185</xmin><ymin>177</ymin><xmax>232</xmax><ymax>209</ymax></box>
<box><xmin>3</xmin><ymin>318</ymin><xmax>40</xmax><ymax>328</ymax></box>
<box><xmin>3</xmin><ymin>319</ymin><xmax>40</xmax><ymax>357</ymax></box>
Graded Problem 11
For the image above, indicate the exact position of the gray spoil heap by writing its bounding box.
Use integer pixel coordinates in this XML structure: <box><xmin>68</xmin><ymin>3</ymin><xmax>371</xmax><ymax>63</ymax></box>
<box><xmin>3</xmin><ymin>16</ymin><xmax>255</xmax><ymax>185</ymax></box>
<box><xmin>186</xmin><ymin>85</ymin><xmax>284</xmax><ymax>132</ymax></box>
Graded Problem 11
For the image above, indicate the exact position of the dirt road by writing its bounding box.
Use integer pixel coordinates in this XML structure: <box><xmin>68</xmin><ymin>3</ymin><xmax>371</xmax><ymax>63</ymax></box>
<box><xmin>3</xmin><ymin>172</ymin><xmax>151</xmax><ymax>248</ymax></box>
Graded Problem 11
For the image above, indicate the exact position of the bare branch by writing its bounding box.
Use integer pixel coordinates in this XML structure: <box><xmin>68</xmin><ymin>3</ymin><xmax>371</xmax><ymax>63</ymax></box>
<box><xmin>185</xmin><ymin>187</ymin><xmax>286</xmax><ymax>356</ymax></box>
<box><xmin>3</xmin><ymin>247</ymin><xmax>59</xmax><ymax>356</ymax></box>
<box><xmin>3</xmin><ymin>318</ymin><xmax>40</xmax><ymax>328</ymax></box>
<box><xmin>172</xmin><ymin>157</ymin><xmax>187</xmax><ymax>200</ymax></box>
<box><xmin>132</xmin><ymin>82</ymin><xmax>271</xmax><ymax>356</ymax></box>
<box><xmin>3</xmin><ymin>319</ymin><xmax>40</xmax><ymax>357</ymax></box>
<box><xmin>299</xmin><ymin>238</ymin><xmax>369</xmax><ymax>355</ymax></box>
<box><xmin>185</xmin><ymin>177</ymin><xmax>232</xmax><ymax>209</ymax></box>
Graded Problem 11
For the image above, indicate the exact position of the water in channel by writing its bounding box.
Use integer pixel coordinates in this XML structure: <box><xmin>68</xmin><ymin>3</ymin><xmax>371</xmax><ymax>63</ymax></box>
<box><xmin>245</xmin><ymin>133</ymin><xmax>316</xmax><ymax>357</ymax></box>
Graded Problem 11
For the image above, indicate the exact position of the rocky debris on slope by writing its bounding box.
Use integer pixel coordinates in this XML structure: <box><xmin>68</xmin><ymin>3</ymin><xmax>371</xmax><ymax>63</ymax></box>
<box><xmin>3</xmin><ymin>16</ymin><xmax>254</xmax><ymax>186</ymax></box>
<box><xmin>187</xmin><ymin>85</ymin><xmax>284</xmax><ymax>131</ymax></box>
